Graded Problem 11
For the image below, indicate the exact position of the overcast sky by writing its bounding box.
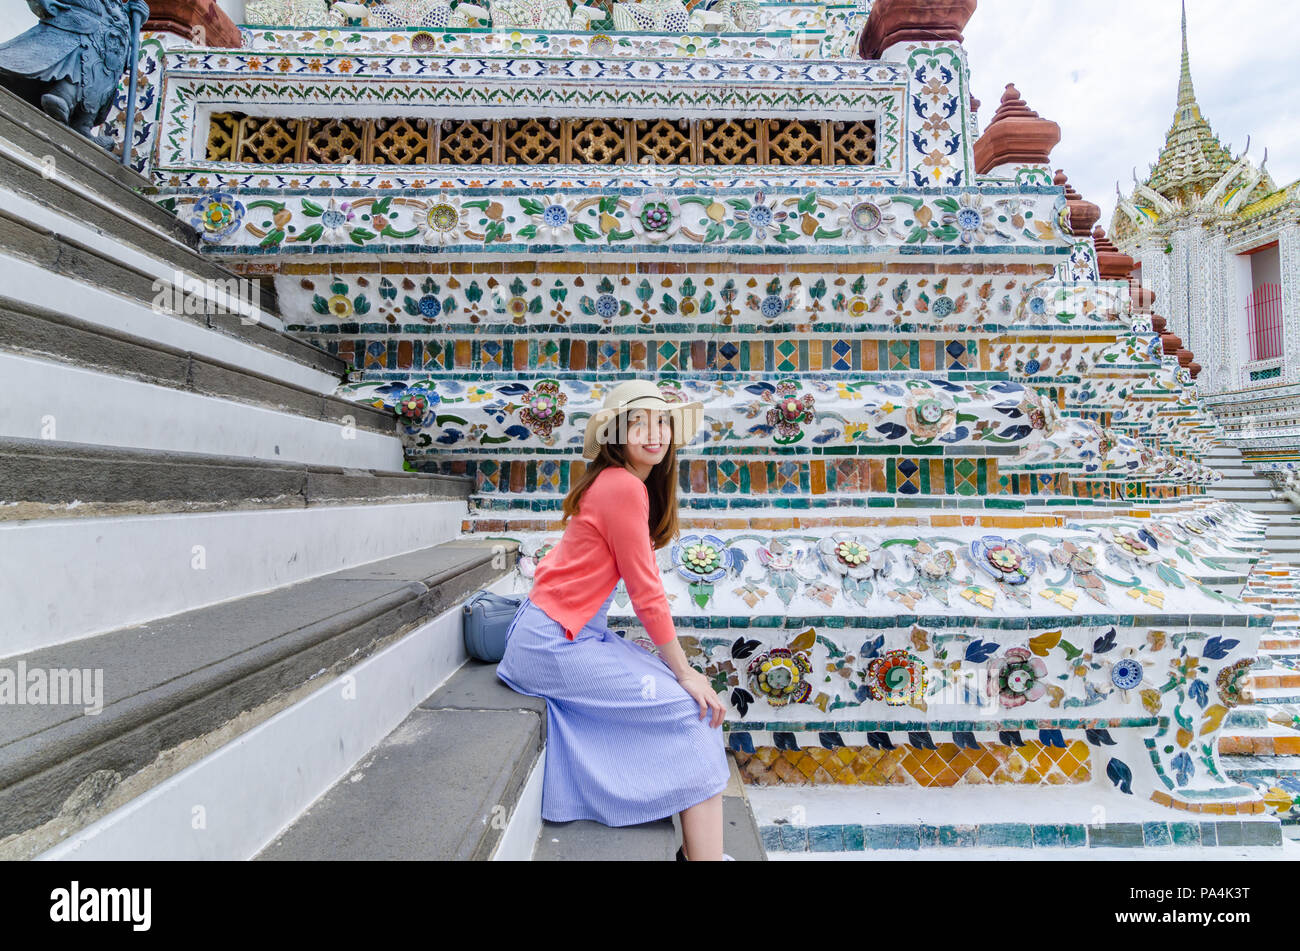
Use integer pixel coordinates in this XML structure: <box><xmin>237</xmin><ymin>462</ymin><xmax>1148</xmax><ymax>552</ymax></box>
<box><xmin>963</xmin><ymin>0</ymin><xmax>1300</xmax><ymax>233</ymax></box>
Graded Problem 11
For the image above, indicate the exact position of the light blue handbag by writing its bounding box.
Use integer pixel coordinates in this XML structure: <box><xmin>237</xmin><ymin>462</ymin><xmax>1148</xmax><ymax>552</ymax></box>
<box><xmin>462</xmin><ymin>590</ymin><xmax>523</xmax><ymax>663</ymax></box>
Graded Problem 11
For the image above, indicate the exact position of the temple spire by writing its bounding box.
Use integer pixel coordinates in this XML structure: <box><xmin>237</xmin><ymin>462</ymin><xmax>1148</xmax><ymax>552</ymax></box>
<box><xmin>1176</xmin><ymin>0</ymin><xmax>1199</xmax><ymax>123</ymax></box>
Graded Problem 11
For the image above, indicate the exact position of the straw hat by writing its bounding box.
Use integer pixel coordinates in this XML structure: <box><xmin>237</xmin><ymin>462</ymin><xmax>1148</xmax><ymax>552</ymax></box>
<box><xmin>582</xmin><ymin>380</ymin><xmax>704</xmax><ymax>460</ymax></box>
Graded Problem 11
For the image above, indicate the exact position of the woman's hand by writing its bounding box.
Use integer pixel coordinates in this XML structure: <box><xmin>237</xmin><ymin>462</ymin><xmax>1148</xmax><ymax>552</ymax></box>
<box><xmin>676</xmin><ymin>669</ymin><xmax>726</xmax><ymax>728</ymax></box>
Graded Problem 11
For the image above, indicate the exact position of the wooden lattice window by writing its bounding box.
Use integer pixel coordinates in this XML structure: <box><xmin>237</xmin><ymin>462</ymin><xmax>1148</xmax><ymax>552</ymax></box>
<box><xmin>373</xmin><ymin>118</ymin><xmax>431</xmax><ymax>164</ymax></box>
<box><xmin>699</xmin><ymin>118</ymin><xmax>760</xmax><ymax>165</ymax></box>
<box><xmin>236</xmin><ymin>116</ymin><xmax>302</xmax><ymax>164</ymax></box>
<box><xmin>438</xmin><ymin>119</ymin><xmax>496</xmax><ymax>164</ymax></box>
<box><xmin>305</xmin><ymin>118</ymin><xmax>366</xmax><ymax>164</ymax></box>
<box><xmin>766</xmin><ymin>118</ymin><xmax>826</xmax><ymax>166</ymax></box>
<box><xmin>831</xmin><ymin>120</ymin><xmax>876</xmax><ymax>166</ymax></box>
<box><xmin>633</xmin><ymin>118</ymin><xmax>692</xmax><ymax>165</ymax></box>
<box><xmin>206</xmin><ymin>112</ymin><xmax>238</xmax><ymax>162</ymax></box>
<box><xmin>568</xmin><ymin>118</ymin><xmax>626</xmax><ymax>164</ymax></box>
<box><xmin>504</xmin><ymin>118</ymin><xmax>562</xmax><ymax>165</ymax></box>
<box><xmin>205</xmin><ymin>113</ymin><xmax>878</xmax><ymax>167</ymax></box>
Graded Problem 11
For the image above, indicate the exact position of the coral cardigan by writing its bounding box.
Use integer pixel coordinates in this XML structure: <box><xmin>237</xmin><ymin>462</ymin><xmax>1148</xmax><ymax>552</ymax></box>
<box><xmin>527</xmin><ymin>465</ymin><xmax>677</xmax><ymax>646</ymax></box>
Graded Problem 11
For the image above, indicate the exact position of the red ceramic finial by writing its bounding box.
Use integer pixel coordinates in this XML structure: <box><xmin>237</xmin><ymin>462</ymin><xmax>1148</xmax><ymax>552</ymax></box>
<box><xmin>1055</xmin><ymin>169</ymin><xmax>1100</xmax><ymax>236</ymax></box>
<box><xmin>858</xmin><ymin>0</ymin><xmax>979</xmax><ymax>60</ymax></box>
<box><xmin>973</xmin><ymin>83</ymin><xmax>1062</xmax><ymax>174</ymax></box>
<box><xmin>1093</xmin><ymin>226</ymin><xmax>1136</xmax><ymax>280</ymax></box>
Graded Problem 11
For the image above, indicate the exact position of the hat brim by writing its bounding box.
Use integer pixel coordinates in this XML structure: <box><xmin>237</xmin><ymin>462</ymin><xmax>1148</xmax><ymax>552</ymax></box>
<box><xmin>583</xmin><ymin>400</ymin><xmax>705</xmax><ymax>460</ymax></box>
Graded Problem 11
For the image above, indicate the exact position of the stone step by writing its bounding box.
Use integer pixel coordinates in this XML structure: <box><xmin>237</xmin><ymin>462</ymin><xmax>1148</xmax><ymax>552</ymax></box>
<box><xmin>0</xmin><ymin>436</ymin><xmax>471</xmax><ymax>522</ymax></box>
<box><xmin>1</xmin><ymin>346</ymin><xmax>401</xmax><ymax>472</ymax></box>
<box><xmin>0</xmin><ymin>205</ymin><xmax>349</xmax><ymax>393</ymax></box>
<box><xmin>0</xmin><ymin>190</ymin><xmax>340</xmax><ymax>384</ymax></box>
<box><xmin>744</xmin><ymin>785</ymin><xmax>1283</xmax><ymax>853</ymax></box>
<box><xmin>533</xmin><ymin>756</ymin><xmax>766</xmax><ymax>860</ymax></box>
<box><xmin>0</xmin><ymin>85</ymin><xmax>333</xmax><ymax>365</ymax></box>
<box><xmin>255</xmin><ymin>661</ymin><xmax>545</xmax><ymax>861</ymax></box>
<box><xmin>0</xmin><ymin>137</ymin><xmax>291</xmax><ymax>327</ymax></box>
<box><xmin>2</xmin><ymin>499</ymin><xmax>470</xmax><ymax>657</ymax></box>
<box><xmin>0</xmin><ymin>538</ymin><xmax>515</xmax><ymax>856</ymax></box>
<box><xmin>254</xmin><ymin>660</ymin><xmax>765</xmax><ymax>861</ymax></box>
<box><xmin>0</xmin><ymin>85</ymin><xmax>201</xmax><ymax>255</ymax></box>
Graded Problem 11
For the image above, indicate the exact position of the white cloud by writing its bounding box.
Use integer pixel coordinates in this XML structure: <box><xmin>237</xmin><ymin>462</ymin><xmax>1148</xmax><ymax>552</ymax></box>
<box><xmin>963</xmin><ymin>0</ymin><xmax>1300</xmax><ymax>231</ymax></box>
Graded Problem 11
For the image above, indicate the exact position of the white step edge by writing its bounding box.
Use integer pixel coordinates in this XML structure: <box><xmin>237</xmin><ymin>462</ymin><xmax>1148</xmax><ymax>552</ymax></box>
<box><xmin>498</xmin><ymin>754</ymin><xmax>545</xmax><ymax>861</ymax></box>
<box><xmin>0</xmin><ymin>134</ymin><xmax>205</xmax><ymax>260</ymax></box>
<box><xmin>0</xmin><ymin>350</ymin><xmax>400</xmax><ymax>470</ymax></box>
<box><xmin>0</xmin><ymin>180</ymin><xmax>284</xmax><ymax>334</ymax></box>
<box><xmin>0</xmin><ymin>251</ymin><xmax>339</xmax><ymax>395</ymax></box>
<box><xmin>37</xmin><ymin>574</ymin><xmax>517</xmax><ymax>860</ymax></box>
<box><xmin>0</xmin><ymin>500</ymin><xmax>467</xmax><ymax>657</ymax></box>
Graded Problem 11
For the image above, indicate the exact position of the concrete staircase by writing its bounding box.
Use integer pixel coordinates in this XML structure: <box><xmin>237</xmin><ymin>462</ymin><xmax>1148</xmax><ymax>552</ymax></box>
<box><xmin>1204</xmin><ymin>444</ymin><xmax>1300</xmax><ymax>564</ymax></box>
<box><xmin>1215</xmin><ymin>556</ymin><xmax>1300</xmax><ymax>827</ymax></box>
<box><xmin>0</xmin><ymin>87</ymin><xmax>529</xmax><ymax>858</ymax></box>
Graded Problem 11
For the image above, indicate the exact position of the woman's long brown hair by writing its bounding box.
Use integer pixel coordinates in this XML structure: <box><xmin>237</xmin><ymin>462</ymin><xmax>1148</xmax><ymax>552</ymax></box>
<box><xmin>559</xmin><ymin>410</ymin><xmax>681</xmax><ymax>551</ymax></box>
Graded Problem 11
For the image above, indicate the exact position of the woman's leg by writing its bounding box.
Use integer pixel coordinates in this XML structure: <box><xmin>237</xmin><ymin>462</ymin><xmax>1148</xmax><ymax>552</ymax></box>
<box><xmin>679</xmin><ymin>792</ymin><xmax>723</xmax><ymax>860</ymax></box>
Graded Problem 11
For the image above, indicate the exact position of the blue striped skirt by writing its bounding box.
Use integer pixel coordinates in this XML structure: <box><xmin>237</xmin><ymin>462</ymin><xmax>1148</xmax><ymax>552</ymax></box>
<box><xmin>496</xmin><ymin>586</ymin><xmax>730</xmax><ymax>827</ymax></box>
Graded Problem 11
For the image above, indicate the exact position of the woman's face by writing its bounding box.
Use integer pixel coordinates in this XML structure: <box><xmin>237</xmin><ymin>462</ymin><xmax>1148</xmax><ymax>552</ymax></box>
<box><xmin>623</xmin><ymin>408</ymin><xmax>673</xmax><ymax>471</ymax></box>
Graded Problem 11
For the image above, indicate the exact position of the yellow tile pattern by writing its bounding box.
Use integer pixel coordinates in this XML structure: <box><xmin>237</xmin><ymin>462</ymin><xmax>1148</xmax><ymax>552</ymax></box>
<box><xmin>732</xmin><ymin>740</ymin><xmax>1092</xmax><ymax>787</ymax></box>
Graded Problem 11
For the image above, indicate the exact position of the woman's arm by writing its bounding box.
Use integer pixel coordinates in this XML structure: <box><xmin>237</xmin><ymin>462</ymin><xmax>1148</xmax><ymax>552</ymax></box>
<box><xmin>594</xmin><ymin>472</ymin><xmax>725</xmax><ymax>725</ymax></box>
<box><xmin>594</xmin><ymin>473</ymin><xmax>679</xmax><ymax>648</ymax></box>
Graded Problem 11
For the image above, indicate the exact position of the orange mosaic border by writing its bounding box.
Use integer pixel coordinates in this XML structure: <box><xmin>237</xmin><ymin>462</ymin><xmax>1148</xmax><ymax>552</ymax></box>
<box><xmin>732</xmin><ymin>739</ymin><xmax>1092</xmax><ymax>787</ymax></box>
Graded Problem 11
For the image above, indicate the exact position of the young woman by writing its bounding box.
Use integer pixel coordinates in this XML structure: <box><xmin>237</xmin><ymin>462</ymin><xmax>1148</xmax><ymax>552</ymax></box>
<box><xmin>496</xmin><ymin>380</ymin><xmax>732</xmax><ymax>861</ymax></box>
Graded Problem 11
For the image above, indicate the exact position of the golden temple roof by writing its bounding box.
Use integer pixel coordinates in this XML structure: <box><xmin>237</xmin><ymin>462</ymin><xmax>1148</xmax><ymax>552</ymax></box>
<box><xmin>1143</xmin><ymin>1</ymin><xmax>1236</xmax><ymax>206</ymax></box>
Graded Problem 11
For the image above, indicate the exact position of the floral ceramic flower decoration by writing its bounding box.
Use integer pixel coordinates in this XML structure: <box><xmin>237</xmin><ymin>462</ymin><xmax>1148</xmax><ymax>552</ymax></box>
<box><xmin>315</xmin><ymin>198</ymin><xmax>359</xmax><ymax>242</ymax></box>
<box><xmin>671</xmin><ymin>534</ymin><xmax>733</xmax><ymax>609</ymax></box>
<box><xmin>1101</xmin><ymin>646</ymin><xmax>1158</xmax><ymax>704</ymax></box>
<box><xmin>1216</xmin><ymin>657</ymin><xmax>1253</xmax><ymax>707</ymax></box>
<box><xmin>385</xmin><ymin>386</ymin><xmax>438</xmax><ymax>432</ymax></box>
<box><xmin>988</xmin><ymin>647</ymin><xmax>1047</xmax><ymax>708</ymax></box>
<box><xmin>1048</xmin><ymin>539</ymin><xmax>1107</xmax><ymax>605</ymax></box>
<box><xmin>941</xmin><ymin>192</ymin><xmax>998</xmax><ymax>245</ymax></box>
<box><xmin>904</xmin><ymin>394</ymin><xmax>956</xmax><ymax>440</ymax></box>
<box><xmin>412</xmin><ymin>193</ymin><xmax>469</xmax><ymax>246</ymax></box>
<box><xmin>190</xmin><ymin>192</ymin><xmax>245</xmax><ymax>242</ymax></box>
<box><xmin>1016</xmin><ymin>395</ymin><xmax>1052</xmax><ymax>431</ymax></box>
<box><xmin>762</xmin><ymin>380</ymin><xmax>815</xmax><ymax>445</ymax></box>
<box><xmin>756</xmin><ymin>537</ymin><xmax>812</xmax><ymax>607</ymax></box>
<box><xmin>1104</xmin><ymin>528</ymin><xmax>1162</xmax><ymax>568</ymax></box>
<box><xmin>904</xmin><ymin>544</ymin><xmax>960</xmax><ymax>605</ymax></box>
<box><xmin>518</xmin><ymin>379</ymin><xmax>567</xmax><ymax>439</ymax></box>
<box><xmin>836</xmin><ymin>198</ymin><xmax>896</xmax><ymax>241</ymax></box>
<box><xmin>817</xmin><ymin>535</ymin><xmax>891</xmax><ymax>604</ymax></box>
<box><xmin>519</xmin><ymin>194</ymin><xmax>580</xmax><ymax>241</ymax></box>
<box><xmin>631</xmin><ymin>192</ymin><xmax>681</xmax><ymax>243</ymax></box>
<box><xmin>970</xmin><ymin>535</ymin><xmax>1034</xmax><ymax>607</ymax></box>
<box><xmin>747</xmin><ymin>646</ymin><xmax>813</xmax><ymax>707</ymax></box>
<box><xmin>733</xmin><ymin>190</ymin><xmax>790</xmax><ymax>241</ymax></box>
<box><xmin>864</xmin><ymin>649</ymin><xmax>927</xmax><ymax>707</ymax></box>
